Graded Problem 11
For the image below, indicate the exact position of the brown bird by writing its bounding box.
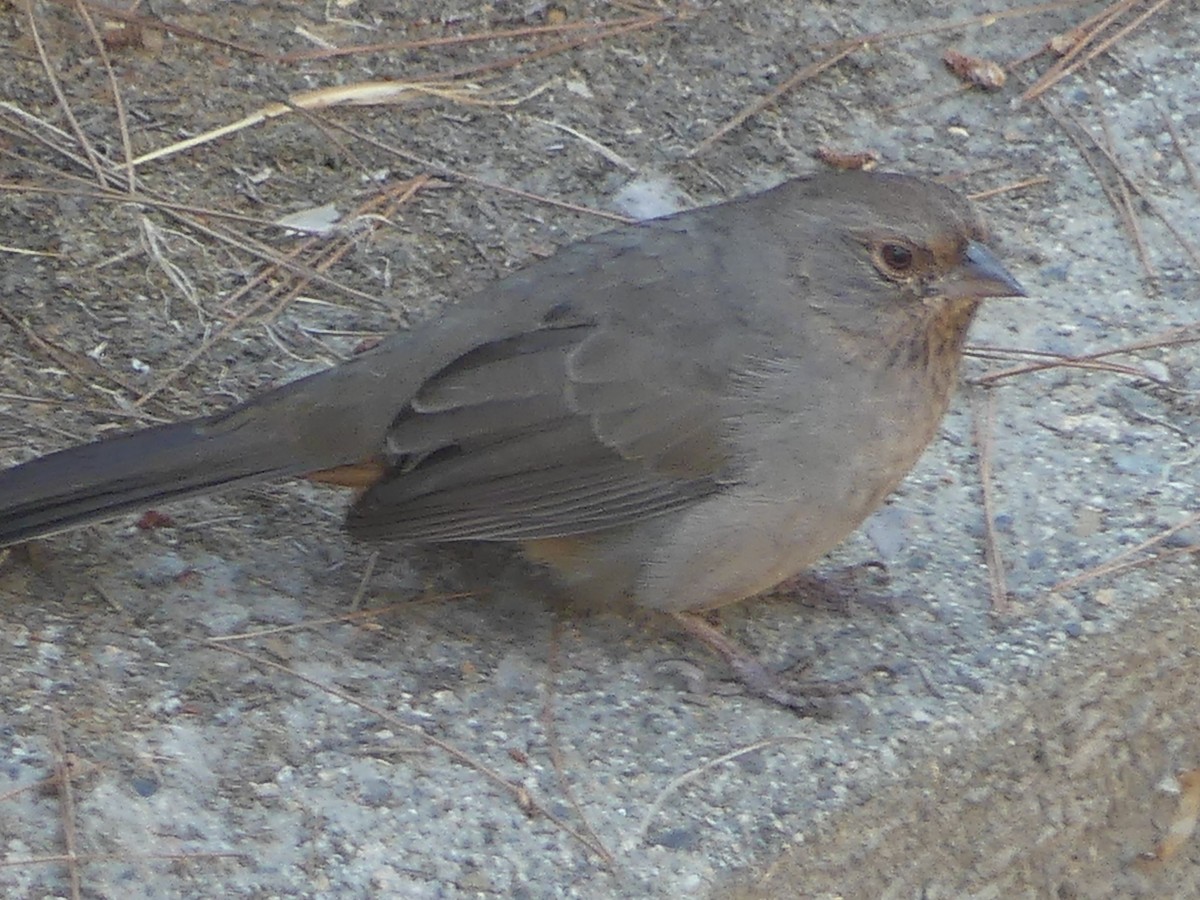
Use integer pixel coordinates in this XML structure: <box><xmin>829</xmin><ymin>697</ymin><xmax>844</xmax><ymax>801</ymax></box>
<box><xmin>0</xmin><ymin>171</ymin><xmax>1024</xmax><ymax>704</ymax></box>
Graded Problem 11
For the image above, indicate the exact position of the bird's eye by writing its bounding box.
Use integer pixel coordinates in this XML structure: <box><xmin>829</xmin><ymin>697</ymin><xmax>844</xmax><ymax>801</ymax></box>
<box><xmin>879</xmin><ymin>242</ymin><xmax>914</xmax><ymax>273</ymax></box>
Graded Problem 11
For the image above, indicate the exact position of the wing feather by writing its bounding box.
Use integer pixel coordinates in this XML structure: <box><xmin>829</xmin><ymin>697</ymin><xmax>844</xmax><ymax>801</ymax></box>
<box><xmin>343</xmin><ymin>197</ymin><xmax>799</xmax><ymax>542</ymax></box>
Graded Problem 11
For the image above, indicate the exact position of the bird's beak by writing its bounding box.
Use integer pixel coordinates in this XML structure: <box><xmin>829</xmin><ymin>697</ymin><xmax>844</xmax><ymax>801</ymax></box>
<box><xmin>941</xmin><ymin>240</ymin><xmax>1027</xmax><ymax>300</ymax></box>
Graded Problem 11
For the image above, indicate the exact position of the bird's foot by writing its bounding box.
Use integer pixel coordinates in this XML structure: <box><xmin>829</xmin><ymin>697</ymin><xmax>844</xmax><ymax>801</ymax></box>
<box><xmin>668</xmin><ymin>611</ymin><xmax>862</xmax><ymax>715</ymax></box>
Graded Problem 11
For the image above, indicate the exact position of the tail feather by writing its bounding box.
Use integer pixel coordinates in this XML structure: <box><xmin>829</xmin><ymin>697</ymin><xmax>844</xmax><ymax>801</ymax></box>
<box><xmin>0</xmin><ymin>418</ymin><xmax>308</xmax><ymax>547</ymax></box>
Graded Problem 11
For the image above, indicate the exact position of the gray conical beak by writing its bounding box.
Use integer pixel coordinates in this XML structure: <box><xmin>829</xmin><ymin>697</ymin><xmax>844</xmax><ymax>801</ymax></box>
<box><xmin>944</xmin><ymin>240</ymin><xmax>1027</xmax><ymax>300</ymax></box>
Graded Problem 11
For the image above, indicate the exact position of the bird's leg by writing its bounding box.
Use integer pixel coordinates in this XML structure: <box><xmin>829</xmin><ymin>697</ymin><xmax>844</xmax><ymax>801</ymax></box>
<box><xmin>668</xmin><ymin>611</ymin><xmax>861</xmax><ymax>715</ymax></box>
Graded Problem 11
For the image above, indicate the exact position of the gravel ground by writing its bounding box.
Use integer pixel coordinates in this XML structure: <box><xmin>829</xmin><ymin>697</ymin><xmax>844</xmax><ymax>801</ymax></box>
<box><xmin>1</xmin><ymin>1</ymin><xmax>1199</xmax><ymax>897</ymax></box>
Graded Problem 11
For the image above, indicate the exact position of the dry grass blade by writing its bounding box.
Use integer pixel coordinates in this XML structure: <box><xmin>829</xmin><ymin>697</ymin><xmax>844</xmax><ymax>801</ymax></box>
<box><xmin>1162</xmin><ymin>111</ymin><xmax>1200</xmax><ymax>197</ymax></box>
<box><xmin>73</xmin><ymin>0</ymin><xmax>135</xmax><ymax>192</ymax></box>
<box><xmin>1033</xmin><ymin>90</ymin><xmax>1200</xmax><ymax>274</ymax></box>
<box><xmin>972</xmin><ymin>327</ymin><xmax>1200</xmax><ymax>385</ymax></box>
<box><xmin>966</xmin><ymin>175</ymin><xmax>1051</xmax><ymax>201</ymax></box>
<box><xmin>632</xmin><ymin>736</ymin><xmax>810</xmax><ymax>848</ymax></box>
<box><xmin>1095</xmin><ymin>96</ymin><xmax>1155</xmax><ymax>283</ymax></box>
<box><xmin>24</xmin><ymin>2</ymin><xmax>108</xmax><ymax>187</ymax></box>
<box><xmin>208</xmin><ymin>641</ymin><xmax>615</xmax><ymax>866</ymax></box>
<box><xmin>1021</xmin><ymin>0</ymin><xmax>1175</xmax><ymax>103</ymax></box>
<box><xmin>0</xmin><ymin>306</ymin><xmax>163</xmax><ymax>417</ymax></box>
<box><xmin>973</xmin><ymin>392</ymin><xmax>1009</xmax><ymax>614</ymax></box>
<box><xmin>132</xmin><ymin>175</ymin><xmax>434</xmax><ymax>406</ymax></box>
<box><xmin>436</xmin><ymin>10</ymin><xmax>678</xmax><ymax>82</ymax></box>
<box><xmin>969</xmin><ymin>349</ymin><xmax>1161</xmax><ymax>383</ymax></box>
<box><xmin>1136</xmin><ymin>769</ymin><xmax>1200</xmax><ymax>869</ymax></box>
<box><xmin>0</xmin><ymin>101</ymin><xmax>108</xmax><ymax>179</ymax></box>
<box><xmin>1050</xmin><ymin>511</ymin><xmax>1200</xmax><ymax>594</ymax></box>
<box><xmin>275</xmin><ymin>13</ymin><xmax>664</xmax><ymax>63</ymax></box>
<box><xmin>542</xmin><ymin>622</ymin><xmax>616</xmax><ymax>866</ymax></box>
<box><xmin>690</xmin><ymin>42</ymin><xmax>860</xmax><ymax>157</ymax></box>
<box><xmin>1027</xmin><ymin>0</ymin><xmax>1138</xmax><ymax>95</ymax></box>
<box><xmin>348</xmin><ymin>549</ymin><xmax>380</xmax><ymax>611</ymax></box>
<box><xmin>695</xmin><ymin>0</ymin><xmax>1094</xmax><ymax>155</ymax></box>
<box><xmin>0</xmin><ymin>176</ymin><xmax>298</xmax><ymax>232</ymax></box>
<box><xmin>71</xmin><ymin>0</ymin><xmax>272</xmax><ymax>57</ymax></box>
<box><xmin>130</xmin><ymin>80</ymin><xmax>525</xmax><ymax>168</ymax></box>
<box><xmin>0</xmin><ymin>851</ymin><xmax>248</xmax><ymax>870</ymax></box>
<box><xmin>528</xmin><ymin>116</ymin><xmax>638</xmax><ymax>171</ymax></box>
<box><xmin>205</xmin><ymin>595</ymin><xmax>474</xmax><ymax>642</ymax></box>
<box><xmin>0</xmin><ymin>244</ymin><xmax>61</xmax><ymax>258</ymax></box>
<box><xmin>48</xmin><ymin>715</ymin><xmax>82</xmax><ymax>900</ymax></box>
<box><xmin>0</xmin><ymin>118</ymin><xmax>398</xmax><ymax>312</ymax></box>
<box><xmin>311</xmin><ymin>115</ymin><xmax>633</xmax><ymax>223</ymax></box>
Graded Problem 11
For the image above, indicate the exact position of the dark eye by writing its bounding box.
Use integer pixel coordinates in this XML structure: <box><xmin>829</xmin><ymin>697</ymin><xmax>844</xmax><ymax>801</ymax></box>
<box><xmin>879</xmin><ymin>243</ymin><xmax>914</xmax><ymax>272</ymax></box>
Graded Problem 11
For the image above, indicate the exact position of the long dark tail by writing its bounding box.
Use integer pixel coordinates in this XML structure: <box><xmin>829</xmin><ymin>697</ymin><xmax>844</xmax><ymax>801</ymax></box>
<box><xmin>0</xmin><ymin>415</ymin><xmax>311</xmax><ymax>548</ymax></box>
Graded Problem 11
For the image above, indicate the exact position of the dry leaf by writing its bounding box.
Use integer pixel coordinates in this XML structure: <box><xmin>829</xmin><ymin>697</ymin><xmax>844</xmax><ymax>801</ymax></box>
<box><xmin>943</xmin><ymin>49</ymin><xmax>1006</xmax><ymax>90</ymax></box>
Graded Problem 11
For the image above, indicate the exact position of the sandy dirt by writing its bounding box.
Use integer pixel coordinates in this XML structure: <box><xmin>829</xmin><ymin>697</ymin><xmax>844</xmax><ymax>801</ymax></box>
<box><xmin>1</xmin><ymin>1</ymin><xmax>1199</xmax><ymax>897</ymax></box>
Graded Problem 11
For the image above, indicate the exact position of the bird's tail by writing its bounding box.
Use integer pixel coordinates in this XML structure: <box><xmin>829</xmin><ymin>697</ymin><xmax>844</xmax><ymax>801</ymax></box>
<box><xmin>0</xmin><ymin>413</ymin><xmax>313</xmax><ymax>548</ymax></box>
<box><xmin>0</xmin><ymin>343</ymin><xmax>414</xmax><ymax>548</ymax></box>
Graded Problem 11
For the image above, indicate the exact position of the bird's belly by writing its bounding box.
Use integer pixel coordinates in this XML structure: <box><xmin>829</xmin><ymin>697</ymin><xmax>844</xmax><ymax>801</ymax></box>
<box><xmin>632</xmin><ymin>394</ymin><xmax>946</xmax><ymax>612</ymax></box>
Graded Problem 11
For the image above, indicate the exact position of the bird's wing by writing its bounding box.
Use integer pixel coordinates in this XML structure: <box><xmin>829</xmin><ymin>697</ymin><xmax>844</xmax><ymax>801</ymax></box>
<box><xmin>343</xmin><ymin>210</ymin><xmax>786</xmax><ymax>542</ymax></box>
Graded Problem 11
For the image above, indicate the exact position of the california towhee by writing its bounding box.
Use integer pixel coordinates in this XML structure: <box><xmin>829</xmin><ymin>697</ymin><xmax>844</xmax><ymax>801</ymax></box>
<box><xmin>0</xmin><ymin>170</ymin><xmax>1024</xmax><ymax>703</ymax></box>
